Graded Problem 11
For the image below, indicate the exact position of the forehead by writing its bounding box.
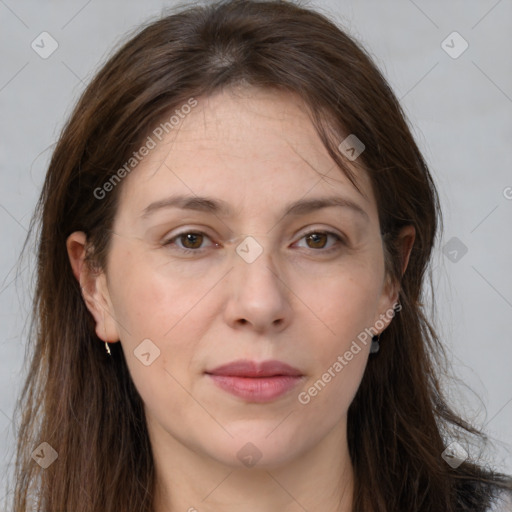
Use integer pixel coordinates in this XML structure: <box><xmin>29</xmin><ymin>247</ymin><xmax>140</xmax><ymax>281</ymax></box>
<box><xmin>115</xmin><ymin>87</ymin><xmax>377</xmax><ymax>225</ymax></box>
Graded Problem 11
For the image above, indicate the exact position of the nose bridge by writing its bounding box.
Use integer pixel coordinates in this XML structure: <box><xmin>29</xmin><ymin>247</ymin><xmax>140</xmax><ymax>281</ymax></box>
<box><xmin>226</xmin><ymin>233</ymin><xmax>290</xmax><ymax>329</ymax></box>
<box><xmin>232</xmin><ymin>233</ymin><xmax>268</xmax><ymax>265</ymax></box>
<box><xmin>230</xmin><ymin>233</ymin><xmax>282</xmax><ymax>286</ymax></box>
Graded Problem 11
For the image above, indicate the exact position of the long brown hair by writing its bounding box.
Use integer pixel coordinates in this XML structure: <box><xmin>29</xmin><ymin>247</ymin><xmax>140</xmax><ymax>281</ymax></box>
<box><xmin>10</xmin><ymin>1</ymin><xmax>511</xmax><ymax>510</ymax></box>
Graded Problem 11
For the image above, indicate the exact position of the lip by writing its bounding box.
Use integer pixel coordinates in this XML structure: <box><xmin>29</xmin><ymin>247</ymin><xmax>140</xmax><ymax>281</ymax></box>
<box><xmin>205</xmin><ymin>359</ymin><xmax>304</xmax><ymax>403</ymax></box>
<box><xmin>207</xmin><ymin>359</ymin><xmax>303</xmax><ymax>377</ymax></box>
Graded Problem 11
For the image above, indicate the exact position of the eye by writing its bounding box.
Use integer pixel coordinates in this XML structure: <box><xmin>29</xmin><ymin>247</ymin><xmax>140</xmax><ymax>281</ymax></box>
<box><xmin>162</xmin><ymin>229</ymin><xmax>346</xmax><ymax>256</ymax></box>
<box><xmin>162</xmin><ymin>231</ymin><xmax>218</xmax><ymax>254</ymax></box>
<box><xmin>294</xmin><ymin>230</ymin><xmax>345</xmax><ymax>252</ymax></box>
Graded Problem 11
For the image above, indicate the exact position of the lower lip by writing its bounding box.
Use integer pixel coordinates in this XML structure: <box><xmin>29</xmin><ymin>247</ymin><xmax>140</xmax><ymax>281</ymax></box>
<box><xmin>207</xmin><ymin>374</ymin><xmax>303</xmax><ymax>402</ymax></box>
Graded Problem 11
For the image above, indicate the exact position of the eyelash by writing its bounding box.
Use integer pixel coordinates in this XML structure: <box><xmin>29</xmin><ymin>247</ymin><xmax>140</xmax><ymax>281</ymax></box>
<box><xmin>161</xmin><ymin>229</ymin><xmax>346</xmax><ymax>256</ymax></box>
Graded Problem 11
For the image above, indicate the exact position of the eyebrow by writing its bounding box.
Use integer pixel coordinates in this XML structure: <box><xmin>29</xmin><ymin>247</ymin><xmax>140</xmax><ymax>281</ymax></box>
<box><xmin>140</xmin><ymin>194</ymin><xmax>369</xmax><ymax>221</ymax></box>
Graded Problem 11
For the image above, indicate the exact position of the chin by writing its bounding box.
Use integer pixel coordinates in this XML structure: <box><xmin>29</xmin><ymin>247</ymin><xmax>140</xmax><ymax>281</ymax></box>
<box><xmin>204</xmin><ymin>426</ymin><xmax>309</xmax><ymax>470</ymax></box>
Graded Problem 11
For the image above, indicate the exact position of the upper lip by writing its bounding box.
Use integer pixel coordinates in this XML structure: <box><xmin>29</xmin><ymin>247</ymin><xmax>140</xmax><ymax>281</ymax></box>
<box><xmin>206</xmin><ymin>359</ymin><xmax>303</xmax><ymax>377</ymax></box>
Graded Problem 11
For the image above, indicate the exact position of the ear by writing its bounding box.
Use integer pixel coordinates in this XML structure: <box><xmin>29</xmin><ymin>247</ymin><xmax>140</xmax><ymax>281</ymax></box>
<box><xmin>397</xmin><ymin>224</ymin><xmax>415</xmax><ymax>278</ymax></box>
<box><xmin>66</xmin><ymin>231</ymin><xmax>120</xmax><ymax>344</ymax></box>
<box><xmin>375</xmin><ymin>224</ymin><xmax>416</xmax><ymax>330</ymax></box>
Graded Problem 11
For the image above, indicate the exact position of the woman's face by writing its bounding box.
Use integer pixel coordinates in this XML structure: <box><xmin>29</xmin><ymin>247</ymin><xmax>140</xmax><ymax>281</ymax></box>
<box><xmin>80</xmin><ymin>87</ymin><xmax>408</xmax><ymax>469</ymax></box>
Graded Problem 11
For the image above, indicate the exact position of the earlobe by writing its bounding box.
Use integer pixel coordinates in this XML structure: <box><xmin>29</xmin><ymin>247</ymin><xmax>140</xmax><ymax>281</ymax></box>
<box><xmin>66</xmin><ymin>231</ymin><xmax>120</xmax><ymax>344</ymax></box>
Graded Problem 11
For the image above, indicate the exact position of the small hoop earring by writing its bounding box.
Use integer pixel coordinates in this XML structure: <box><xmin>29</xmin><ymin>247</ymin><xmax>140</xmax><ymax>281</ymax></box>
<box><xmin>102</xmin><ymin>309</ymin><xmax>112</xmax><ymax>356</ymax></box>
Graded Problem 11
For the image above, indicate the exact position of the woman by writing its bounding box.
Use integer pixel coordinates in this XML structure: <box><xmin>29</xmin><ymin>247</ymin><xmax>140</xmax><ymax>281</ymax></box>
<box><xmin>11</xmin><ymin>0</ymin><xmax>512</xmax><ymax>510</ymax></box>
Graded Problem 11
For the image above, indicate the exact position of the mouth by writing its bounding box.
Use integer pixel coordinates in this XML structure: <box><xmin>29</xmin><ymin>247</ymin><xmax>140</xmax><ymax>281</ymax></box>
<box><xmin>205</xmin><ymin>359</ymin><xmax>304</xmax><ymax>403</ymax></box>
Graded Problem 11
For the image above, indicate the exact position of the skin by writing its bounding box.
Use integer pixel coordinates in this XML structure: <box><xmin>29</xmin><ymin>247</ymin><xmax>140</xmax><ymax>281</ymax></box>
<box><xmin>67</xmin><ymin>86</ymin><xmax>414</xmax><ymax>512</ymax></box>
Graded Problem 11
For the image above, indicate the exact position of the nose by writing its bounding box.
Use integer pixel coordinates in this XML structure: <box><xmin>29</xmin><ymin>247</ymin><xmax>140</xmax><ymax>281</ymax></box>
<box><xmin>223</xmin><ymin>238</ymin><xmax>292</xmax><ymax>334</ymax></box>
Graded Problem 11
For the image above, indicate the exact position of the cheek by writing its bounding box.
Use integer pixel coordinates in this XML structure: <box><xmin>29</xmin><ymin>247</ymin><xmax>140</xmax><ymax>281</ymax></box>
<box><xmin>109</xmin><ymin>246</ymin><xmax>210</xmax><ymax>342</ymax></box>
<box><xmin>298</xmin><ymin>261</ymin><xmax>384</xmax><ymax>342</ymax></box>
<box><xmin>110</xmin><ymin>263</ymin><xmax>207</xmax><ymax>426</ymax></box>
<box><xmin>108</xmin><ymin>245</ymin><xmax>217</xmax><ymax>367</ymax></box>
<box><xmin>293</xmin><ymin>260</ymin><xmax>382</xmax><ymax>402</ymax></box>
<box><xmin>295</xmin><ymin>277</ymin><xmax>373</xmax><ymax>422</ymax></box>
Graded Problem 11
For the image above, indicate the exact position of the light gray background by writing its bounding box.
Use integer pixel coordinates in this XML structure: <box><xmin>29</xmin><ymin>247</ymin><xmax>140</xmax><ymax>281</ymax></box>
<box><xmin>1</xmin><ymin>0</ymin><xmax>511</xmax><ymax>503</ymax></box>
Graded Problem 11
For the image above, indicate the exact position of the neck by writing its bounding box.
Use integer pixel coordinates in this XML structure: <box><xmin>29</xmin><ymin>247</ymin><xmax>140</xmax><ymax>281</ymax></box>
<box><xmin>151</xmin><ymin>419</ymin><xmax>354</xmax><ymax>512</ymax></box>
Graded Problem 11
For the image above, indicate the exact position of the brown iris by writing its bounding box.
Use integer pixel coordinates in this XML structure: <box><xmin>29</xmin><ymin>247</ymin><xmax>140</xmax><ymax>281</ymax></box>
<box><xmin>180</xmin><ymin>233</ymin><xmax>204</xmax><ymax>249</ymax></box>
<box><xmin>305</xmin><ymin>232</ymin><xmax>328</xmax><ymax>249</ymax></box>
